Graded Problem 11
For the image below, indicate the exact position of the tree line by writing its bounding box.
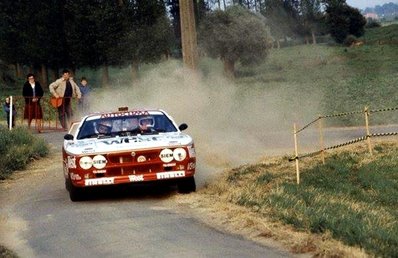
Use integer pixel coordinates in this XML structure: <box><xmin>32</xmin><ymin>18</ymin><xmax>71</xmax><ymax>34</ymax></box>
<box><xmin>0</xmin><ymin>0</ymin><xmax>366</xmax><ymax>86</ymax></box>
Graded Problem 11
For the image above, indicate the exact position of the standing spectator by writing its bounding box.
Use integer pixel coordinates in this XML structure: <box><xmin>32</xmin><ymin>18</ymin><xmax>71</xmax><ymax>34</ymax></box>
<box><xmin>49</xmin><ymin>69</ymin><xmax>81</xmax><ymax>129</ymax></box>
<box><xmin>22</xmin><ymin>73</ymin><xmax>44</xmax><ymax>131</ymax></box>
<box><xmin>3</xmin><ymin>97</ymin><xmax>17</xmax><ymax>128</ymax></box>
<box><xmin>78</xmin><ymin>77</ymin><xmax>91</xmax><ymax>115</ymax></box>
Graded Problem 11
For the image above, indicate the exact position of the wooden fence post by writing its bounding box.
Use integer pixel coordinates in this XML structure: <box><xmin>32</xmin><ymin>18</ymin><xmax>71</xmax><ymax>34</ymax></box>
<box><xmin>318</xmin><ymin>116</ymin><xmax>325</xmax><ymax>164</ymax></box>
<box><xmin>364</xmin><ymin>106</ymin><xmax>373</xmax><ymax>156</ymax></box>
<box><xmin>294</xmin><ymin>123</ymin><xmax>300</xmax><ymax>185</ymax></box>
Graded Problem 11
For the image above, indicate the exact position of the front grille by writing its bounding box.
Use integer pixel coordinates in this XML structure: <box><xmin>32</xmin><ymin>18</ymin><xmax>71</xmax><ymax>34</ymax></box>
<box><xmin>105</xmin><ymin>150</ymin><xmax>163</xmax><ymax>176</ymax></box>
<box><xmin>106</xmin><ymin>164</ymin><xmax>164</xmax><ymax>176</ymax></box>
<box><xmin>107</xmin><ymin>150</ymin><xmax>160</xmax><ymax>164</ymax></box>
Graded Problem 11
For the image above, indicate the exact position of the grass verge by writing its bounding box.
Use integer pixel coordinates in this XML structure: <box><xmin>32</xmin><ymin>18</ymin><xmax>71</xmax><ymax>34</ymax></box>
<box><xmin>0</xmin><ymin>126</ymin><xmax>49</xmax><ymax>180</ymax></box>
<box><xmin>188</xmin><ymin>141</ymin><xmax>398</xmax><ymax>257</ymax></box>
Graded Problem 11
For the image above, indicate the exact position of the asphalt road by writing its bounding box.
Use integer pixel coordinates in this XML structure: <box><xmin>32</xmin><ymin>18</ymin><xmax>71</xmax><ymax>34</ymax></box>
<box><xmin>0</xmin><ymin>131</ymin><xmax>290</xmax><ymax>258</ymax></box>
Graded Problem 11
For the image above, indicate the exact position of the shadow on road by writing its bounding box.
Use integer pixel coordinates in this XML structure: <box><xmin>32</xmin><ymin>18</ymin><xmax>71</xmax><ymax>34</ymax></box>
<box><xmin>76</xmin><ymin>182</ymin><xmax>179</xmax><ymax>202</ymax></box>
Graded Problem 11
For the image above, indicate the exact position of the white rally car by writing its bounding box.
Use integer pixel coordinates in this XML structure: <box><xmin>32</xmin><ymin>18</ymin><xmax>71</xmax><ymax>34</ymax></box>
<box><xmin>63</xmin><ymin>108</ymin><xmax>196</xmax><ymax>201</ymax></box>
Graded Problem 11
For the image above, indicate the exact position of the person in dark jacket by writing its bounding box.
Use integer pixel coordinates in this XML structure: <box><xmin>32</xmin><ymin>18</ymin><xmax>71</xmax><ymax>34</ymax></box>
<box><xmin>77</xmin><ymin>77</ymin><xmax>91</xmax><ymax>115</ymax></box>
<box><xmin>3</xmin><ymin>97</ymin><xmax>17</xmax><ymax>128</ymax></box>
<box><xmin>22</xmin><ymin>73</ymin><xmax>44</xmax><ymax>130</ymax></box>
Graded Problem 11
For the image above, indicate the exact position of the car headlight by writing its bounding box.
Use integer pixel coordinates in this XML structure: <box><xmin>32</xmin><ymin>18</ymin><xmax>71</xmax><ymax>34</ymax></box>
<box><xmin>79</xmin><ymin>156</ymin><xmax>93</xmax><ymax>170</ymax></box>
<box><xmin>159</xmin><ymin>148</ymin><xmax>174</xmax><ymax>163</ymax></box>
<box><xmin>173</xmin><ymin>148</ymin><xmax>187</xmax><ymax>161</ymax></box>
<box><xmin>92</xmin><ymin>155</ymin><xmax>107</xmax><ymax>169</ymax></box>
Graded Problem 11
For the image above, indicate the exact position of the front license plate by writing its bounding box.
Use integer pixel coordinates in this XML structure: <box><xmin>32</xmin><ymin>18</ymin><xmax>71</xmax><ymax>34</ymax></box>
<box><xmin>85</xmin><ymin>177</ymin><xmax>114</xmax><ymax>186</ymax></box>
<box><xmin>156</xmin><ymin>171</ymin><xmax>185</xmax><ymax>179</ymax></box>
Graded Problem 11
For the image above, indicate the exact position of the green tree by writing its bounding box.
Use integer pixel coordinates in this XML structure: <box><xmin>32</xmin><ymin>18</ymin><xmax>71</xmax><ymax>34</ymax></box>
<box><xmin>117</xmin><ymin>0</ymin><xmax>173</xmax><ymax>82</ymax></box>
<box><xmin>194</xmin><ymin>0</ymin><xmax>210</xmax><ymax>26</ymax></box>
<box><xmin>324</xmin><ymin>0</ymin><xmax>366</xmax><ymax>43</ymax></box>
<box><xmin>64</xmin><ymin>0</ymin><xmax>126</xmax><ymax>86</ymax></box>
<box><xmin>199</xmin><ymin>5</ymin><xmax>270</xmax><ymax>77</ymax></box>
<box><xmin>299</xmin><ymin>0</ymin><xmax>323</xmax><ymax>44</ymax></box>
<box><xmin>31</xmin><ymin>1</ymin><xmax>70</xmax><ymax>85</ymax></box>
<box><xmin>0</xmin><ymin>0</ymin><xmax>69</xmax><ymax>82</ymax></box>
<box><xmin>1</xmin><ymin>0</ymin><xmax>173</xmax><ymax>86</ymax></box>
<box><xmin>0</xmin><ymin>0</ymin><xmax>26</xmax><ymax>78</ymax></box>
<box><xmin>166</xmin><ymin>0</ymin><xmax>181</xmax><ymax>51</ymax></box>
<box><xmin>261</xmin><ymin>0</ymin><xmax>300</xmax><ymax>48</ymax></box>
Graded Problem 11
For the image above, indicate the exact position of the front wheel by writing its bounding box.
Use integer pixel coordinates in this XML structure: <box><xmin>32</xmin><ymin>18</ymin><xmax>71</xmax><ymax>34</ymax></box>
<box><xmin>66</xmin><ymin>178</ymin><xmax>85</xmax><ymax>202</ymax></box>
<box><xmin>177</xmin><ymin>177</ymin><xmax>196</xmax><ymax>194</ymax></box>
<box><xmin>65</xmin><ymin>178</ymin><xmax>70</xmax><ymax>191</ymax></box>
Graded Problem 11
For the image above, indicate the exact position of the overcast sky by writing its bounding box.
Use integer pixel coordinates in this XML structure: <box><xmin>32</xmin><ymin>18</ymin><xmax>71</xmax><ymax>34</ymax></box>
<box><xmin>346</xmin><ymin>0</ymin><xmax>398</xmax><ymax>9</ymax></box>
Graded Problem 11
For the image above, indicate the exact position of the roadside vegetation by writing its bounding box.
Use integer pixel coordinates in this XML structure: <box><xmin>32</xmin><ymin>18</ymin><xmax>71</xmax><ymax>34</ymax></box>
<box><xmin>0</xmin><ymin>126</ymin><xmax>49</xmax><ymax>180</ymax></box>
<box><xmin>0</xmin><ymin>245</ymin><xmax>18</xmax><ymax>258</ymax></box>
<box><xmin>361</xmin><ymin>23</ymin><xmax>398</xmax><ymax>44</ymax></box>
<box><xmin>195</xmin><ymin>141</ymin><xmax>398</xmax><ymax>257</ymax></box>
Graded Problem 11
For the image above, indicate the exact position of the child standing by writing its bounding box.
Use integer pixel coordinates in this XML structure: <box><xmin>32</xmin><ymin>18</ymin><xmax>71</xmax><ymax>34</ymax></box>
<box><xmin>3</xmin><ymin>97</ymin><xmax>16</xmax><ymax>128</ymax></box>
<box><xmin>78</xmin><ymin>77</ymin><xmax>91</xmax><ymax>115</ymax></box>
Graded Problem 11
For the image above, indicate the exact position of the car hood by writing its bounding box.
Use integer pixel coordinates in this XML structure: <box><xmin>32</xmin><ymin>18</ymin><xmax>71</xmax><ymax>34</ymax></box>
<box><xmin>64</xmin><ymin>132</ymin><xmax>194</xmax><ymax>155</ymax></box>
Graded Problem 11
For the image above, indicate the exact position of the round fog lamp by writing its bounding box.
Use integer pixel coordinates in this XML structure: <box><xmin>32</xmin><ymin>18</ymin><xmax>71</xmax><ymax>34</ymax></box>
<box><xmin>79</xmin><ymin>156</ymin><xmax>93</xmax><ymax>170</ymax></box>
<box><xmin>160</xmin><ymin>148</ymin><xmax>174</xmax><ymax>163</ymax></box>
<box><xmin>93</xmin><ymin>155</ymin><xmax>107</xmax><ymax>169</ymax></box>
<box><xmin>173</xmin><ymin>148</ymin><xmax>187</xmax><ymax>161</ymax></box>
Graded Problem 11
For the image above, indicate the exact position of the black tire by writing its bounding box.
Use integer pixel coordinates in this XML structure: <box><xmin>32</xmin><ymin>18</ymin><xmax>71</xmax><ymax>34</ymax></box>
<box><xmin>177</xmin><ymin>177</ymin><xmax>196</xmax><ymax>194</ymax></box>
<box><xmin>65</xmin><ymin>178</ymin><xmax>70</xmax><ymax>191</ymax></box>
<box><xmin>66</xmin><ymin>179</ymin><xmax>85</xmax><ymax>202</ymax></box>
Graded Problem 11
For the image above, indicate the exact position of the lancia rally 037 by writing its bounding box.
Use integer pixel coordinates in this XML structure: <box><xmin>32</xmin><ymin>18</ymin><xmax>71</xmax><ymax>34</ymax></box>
<box><xmin>63</xmin><ymin>108</ymin><xmax>196</xmax><ymax>201</ymax></box>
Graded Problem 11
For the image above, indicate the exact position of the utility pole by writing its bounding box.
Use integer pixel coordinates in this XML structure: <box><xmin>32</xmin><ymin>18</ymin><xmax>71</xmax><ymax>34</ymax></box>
<box><xmin>179</xmin><ymin>0</ymin><xmax>199</xmax><ymax>70</ymax></box>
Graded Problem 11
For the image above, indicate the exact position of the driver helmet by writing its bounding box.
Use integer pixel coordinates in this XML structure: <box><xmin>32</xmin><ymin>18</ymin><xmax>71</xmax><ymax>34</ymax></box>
<box><xmin>139</xmin><ymin>116</ymin><xmax>155</xmax><ymax>128</ymax></box>
<box><xmin>96</xmin><ymin>119</ymin><xmax>112</xmax><ymax>134</ymax></box>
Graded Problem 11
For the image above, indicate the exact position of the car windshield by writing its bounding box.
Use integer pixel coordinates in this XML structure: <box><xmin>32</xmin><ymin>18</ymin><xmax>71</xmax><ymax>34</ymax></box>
<box><xmin>76</xmin><ymin>112</ymin><xmax>178</xmax><ymax>140</ymax></box>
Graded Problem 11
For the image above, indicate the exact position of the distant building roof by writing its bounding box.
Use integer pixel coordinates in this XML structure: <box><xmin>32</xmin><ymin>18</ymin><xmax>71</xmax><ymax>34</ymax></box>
<box><xmin>364</xmin><ymin>13</ymin><xmax>379</xmax><ymax>19</ymax></box>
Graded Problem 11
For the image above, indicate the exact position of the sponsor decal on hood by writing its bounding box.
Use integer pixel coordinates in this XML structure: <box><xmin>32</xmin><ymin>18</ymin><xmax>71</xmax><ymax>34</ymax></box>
<box><xmin>65</xmin><ymin>133</ymin><xmax>193</xmax><ymax>155</ymax></box>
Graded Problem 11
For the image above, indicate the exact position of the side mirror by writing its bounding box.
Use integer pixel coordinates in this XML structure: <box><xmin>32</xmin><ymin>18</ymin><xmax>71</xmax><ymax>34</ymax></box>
<box><xmin>64</xmin><ymin>134</ymin><xmax>74</xmax><ymax>140</ymax></box>
<box><xmin>178</xmin><ymin>123</ymin><xmax>188</xmax><ymax>131</ymax></box>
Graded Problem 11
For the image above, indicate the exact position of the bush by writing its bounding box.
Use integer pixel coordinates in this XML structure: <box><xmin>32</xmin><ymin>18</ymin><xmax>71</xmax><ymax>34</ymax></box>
<box><xmin>326</xmin><ymin>3</ymin><xmax>366</xmax><ymax>43</ymax></box>
<box><xmin>0</xmin><ymin>244</ymin><xmax>18</xmax><ymax>258</ymax></box>
<box><xmin>343</xmin><ymin>34</ymin><xmax>357</xmax><ymax>46</ymax></box>
<box><xmin>366</xmin><ymin>19</ymin><xmax>381</xmax><ymax>28</ymax></box>
<box><xmin>0</xmin><ymin>126</ymin><xmax>49</xmax><ymax>179</ymax></box>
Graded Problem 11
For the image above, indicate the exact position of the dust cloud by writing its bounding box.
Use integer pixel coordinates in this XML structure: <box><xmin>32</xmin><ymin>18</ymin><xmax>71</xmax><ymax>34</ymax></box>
<box><xmin>88</xmin><ymin>60</ymin><xmax>322</xmax><ymax>184</ymax></box>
